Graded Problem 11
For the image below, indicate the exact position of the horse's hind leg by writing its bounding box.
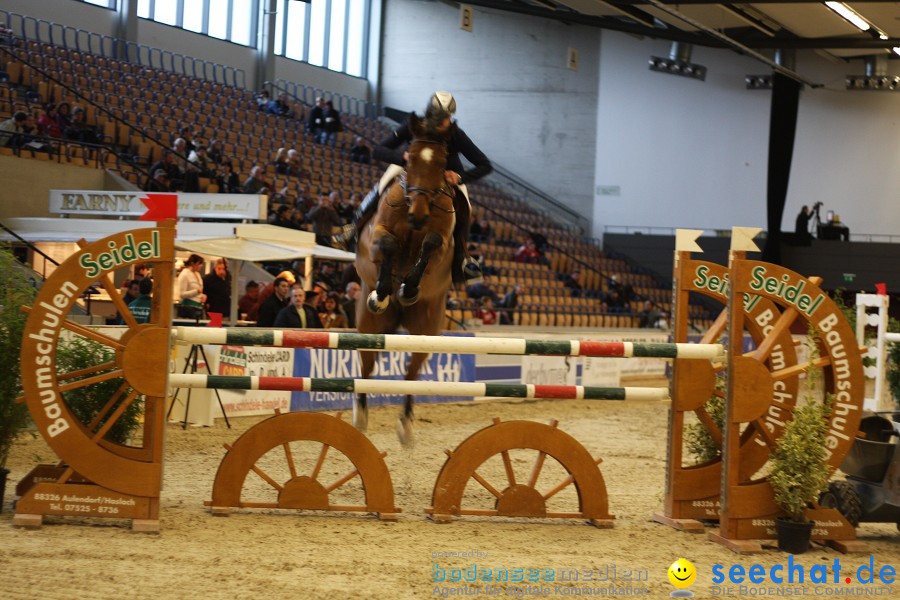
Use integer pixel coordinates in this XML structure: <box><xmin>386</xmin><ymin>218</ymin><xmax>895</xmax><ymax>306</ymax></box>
<box><xmin>397</xmin><ymin>351</ymin><xmax>429</xmax><ymax>446</ymax></box>
<box><xmin>367</xmin><ymin>231</ymin><xmax>398</xmax><ymax>314</ymax></box>
<box><xmin>353</xmin><ymin>349</ymin><xmax>377</xmax><ymax>431</ymax></box>
<box><xmin>398</xmin><ymin>230</ymin><xmax>443</xmax><ymax>307</ymax></box>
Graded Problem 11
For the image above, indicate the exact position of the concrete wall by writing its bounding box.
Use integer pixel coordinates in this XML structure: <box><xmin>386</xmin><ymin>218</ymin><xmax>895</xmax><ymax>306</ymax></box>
<box><xmin>274</xmin><ymin>57</ymin><xmax>369</xmax><ymax>100</ymax></box>
<box><xmin>0</xmin><ymin>155</ymin><xmax>109</xmax><ymax>219</ymax></box>
<box><xmin>2</xmin><ymin>0</ymin><xmax>117</xmax><ymax>35</ymax></box>
<box><xmin>378</xmin><ymin>0</ymin><xmax>600</xmax><ymax>222</ymax></box>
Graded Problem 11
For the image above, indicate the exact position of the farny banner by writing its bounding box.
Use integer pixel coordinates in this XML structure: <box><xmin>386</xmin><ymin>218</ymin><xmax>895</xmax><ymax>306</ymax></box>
<box><xmin>291</xmin><ymin>333</ymin><xmax>477</xmax><ymax>411</ymax></box>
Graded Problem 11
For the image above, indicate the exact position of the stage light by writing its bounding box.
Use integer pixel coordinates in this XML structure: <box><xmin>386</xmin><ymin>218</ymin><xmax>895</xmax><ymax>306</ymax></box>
<box><xmin>824</xmin><ymin>2</ymin><xmax>870</xmax><ymax>31</ymax></box>
<box><xmin>745</xmin><ymin>75</ymin><xmax>773</xmax><ymax>90</ymax></box>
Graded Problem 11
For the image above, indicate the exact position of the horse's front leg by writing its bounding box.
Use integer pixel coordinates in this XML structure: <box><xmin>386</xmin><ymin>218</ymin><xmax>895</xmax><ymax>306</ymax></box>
<box><xmin>367</xmin><ymin>229</ymin><xmax>399</xmax><ymax>314</ymax></box>
<box><xmin>396</xmin><ymin>351</ymin><xmax>429</xmax><ymax>446</ymax></box>
<box><xmin>398</xmin><ymin>230</ymin><xmax>443</xmax><ymax>307</ymax></box>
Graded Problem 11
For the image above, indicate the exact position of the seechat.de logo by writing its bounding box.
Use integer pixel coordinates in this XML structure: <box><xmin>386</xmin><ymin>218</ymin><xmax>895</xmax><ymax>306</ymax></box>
<box><xmin>668</xmin><ymin>558</ymin><xmax>697</xmax><ymax>597</ymax></box>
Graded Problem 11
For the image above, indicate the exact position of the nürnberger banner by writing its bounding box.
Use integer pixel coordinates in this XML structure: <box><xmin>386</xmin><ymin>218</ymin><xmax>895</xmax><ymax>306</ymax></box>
<box><xmin>49</xmin><ymin>190</ymin><xmax>266</xmax><ymax>221</ymax></box>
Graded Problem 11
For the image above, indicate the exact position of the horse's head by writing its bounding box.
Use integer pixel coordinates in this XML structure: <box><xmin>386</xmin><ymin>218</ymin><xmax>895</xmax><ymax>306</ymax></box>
<box><xmin>404</xmin><ymin>113</ymin><xmax>456</xmax><ymax>230</ymax></box>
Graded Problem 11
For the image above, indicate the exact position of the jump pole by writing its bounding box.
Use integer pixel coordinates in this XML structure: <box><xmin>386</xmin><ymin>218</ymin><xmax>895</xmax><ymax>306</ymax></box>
<box><xmin>173</xmin><ymin>328</ymin><xmax>724</xmax><ymax>360</ymax></box>
<box><xmin>168</xmin><ymin>374</ymin><xmax>670</xmax><ymax>401</ymax></box>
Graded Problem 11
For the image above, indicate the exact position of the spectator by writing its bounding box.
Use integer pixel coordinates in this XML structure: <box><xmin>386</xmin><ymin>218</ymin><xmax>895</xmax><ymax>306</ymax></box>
<box><xmin>243</xmin><ymin>165</ymin><xmax>272</xmax><ymax>195</ymax></box>
<box><xmin>319</xmin><ymin>292</ymin><xmax>349</xmax><ymax>329</ymax></box>
<box><xmin>286</xmin><ymin>149</ymin><xmax>302</xmax><ymax>176</ymax></box>
<box><xmin>274</xmin><ymin>285</ymin><xmax>323</xmax><ymax>329</ymax></box>
<box><xmin>221</xmin><ymin>162</ymin><xmax>241</xmax><ymax>193</ymax></box>
<box><xmin>295</xmin><ymin>184</ymin><xmax>314</xmax><ymax>213</ymax></box>
<box><xmin>469</xmin><ymin>215</ymin><xmax>492</xmax><ymax>242</ymax></box>
<box><xmin>466</xmin><ymin>276</ymin><xmax>499</xmax><ymax>303</ymax></box>
<box><xmin>638</xmin><ymin>300</ymin><xmax>666</xmax><ymax>329</ymax></box>
<box><xmin>273</xmin><ymin>148</ymin><xmax>290</xmax><ymax>175</ymax></box>
<box><xmin>307</xmin><ymin>97</ymin><xmax>325</xmax><ymax>137</ymax></box>
<box><xmin>115</xmin><ymin>279</ymin><xmax>141</xmax><ymax>324</ymax></box>
<box><xmin>330</xmin><ymin>191</ymin><xmax>353</xmax><ymax>224</ymax></box>
<box><xmin>171</xmin><ymin>137</ymin><xmax>200</xmax><ymax>190</ymax></box>
<box><xmin>144</xmin><ymin>169</ymin><xmax>173</xmax><ymax>192</ymax></box>
<box><xmin>307</xmin><ymin>194</ymin><xmax>342</xmax><ymax>246</ymax></box>
<box><xmin>0</xmin><ymin>111</ymin><xmax>30</xmax><ymax>148</ymax></box>
<box><xmin>314</xmin><ymin>261</ymin><xmax>340</xmax><ymax>292</ymax></box>
<box><xmin>525</xmin><ymin>225</ymin><xmax>549</xmax><ymax>253</ymax></box>
<box><xmin>203</xmin><ymin>257</ymin><xmax>231</xmax><ymax>318</ymax></box>
<box><xmin>37</xmin><ymin>103</ymin><xmax>63</xmax><ymax>139</ymax></box>
<box><xmin>563</xmin><ymin>270</ymin><xmax>583</xmax><ymax>298</ymax></box>
<box><xmin>349</xmin><ymin>137</ymin><xmax>371</xmax><ymax>163</ymax></box>
<box><xmin>177</xmin><ymin>126</ymin><xmax>197</xmax><ymax>153</ymax></box>
<box><xmin>342</xmin><ymin>281</ymin><xmax>361</xmax><ymax>329</ymax></box>
<box><xmin>148</xmin><ymin>150</ymin><xmax>180</xmax><ymax>188</ymax></box>
<box><xmin>608</xmin><ymin>274</ymin><xmax>635</xmax><ymax>303</ymax></box>
<box><xmin>127</xmin><ymin>278</ymin><xmax>153</xmax><ymax>324</ymax></box>
<box><xmin>254</xmin><ymin>89</ymin><xmax>271</xmax><ymax>111</ymax></box>
<box><xmin>55</xmin><ymin>102</ymin><xmax>73</xmax><ymax>132</ymax></box>
<box><xmin>271</xmin><ymin>204</ymin><xmax>292</xmax><ymax>228</ymax></box>
<box><xmin>208</xmin><ymin>139</ymin><xmax>225</xmax><ymax>165</ymax></box>
<box><xmin>238</xmin><ymin>280</ymin><xmax>260</xmax><ymax>321</ymax></box>
<box><xmin>257</xmin><ymin>276</ymin><xmax>292</xmax><ymax>327</ymax></box>
<box><xmin>475</xmin><ymin>296</ymin><xmax>498</xmax><ymax>325</ymax></box>
<box><xmin>606</xmin><ymin>289</ymin><xmax>627</xmax><ymax>314</ymax></box>
<box><xmin>176</xmin><ymin>254</ymin><xmax>206</xmax><ymax>319</ymax></box>
<box><xmin>512</xmin><ymin>238</ymin><xmax>540</xmax><ymax>264</ymax></box>
<box><xmin>316</xmin><ymin>100</ymin><xmax>341</xmax><ymax>145</ymax></box>
<box><xmin>498</xmin><ymin>283</ymin><xmax>524</xmax><ymax>325</ymax></box>
<box><xmin>188</xmin><ymin>144</ymin><xmax>213</xmax><ymax>178</ymax></box>
<box><xmin>268</xmin><ymin>92</ymin><xmax>296</xmax><ymax>119</ymax></box>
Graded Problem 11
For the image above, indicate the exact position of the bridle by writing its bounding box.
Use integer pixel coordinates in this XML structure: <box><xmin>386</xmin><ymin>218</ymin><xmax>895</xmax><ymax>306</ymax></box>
<box><xmin>386</xmin><ymin>139</ymin><xmax>456</xmax><ymax>213</ymax></box>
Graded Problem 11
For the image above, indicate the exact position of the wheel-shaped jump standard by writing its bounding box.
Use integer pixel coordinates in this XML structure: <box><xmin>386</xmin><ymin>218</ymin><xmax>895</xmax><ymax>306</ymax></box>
<box><xmin>208</xmin><ymin>411</ymin><xmax>399</xmax><ymax>520</ymax></box>
<box><xmin>656</xmin><ymin>252</ymin><xmax>801</xmax><ymax>532</ymax></box>
<box><xmin>13</xmin><ymin>222</ymin><xmax>175</xmax><ymax>531</ymax></box>
<box><xmin>427</xmin><ymin>418</ymin><xmax>614</xmax><ymax>527</ymax></box>
<box><xmin>713</xmin><ymin>258</ymin><xmax>866</xmax><ymax>552</ymax></box>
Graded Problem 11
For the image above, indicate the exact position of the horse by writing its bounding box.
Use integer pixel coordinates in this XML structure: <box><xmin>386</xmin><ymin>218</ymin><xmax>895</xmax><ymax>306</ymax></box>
<box><xmin>353</xmin><ymin>113</ymin><xmax>458</xmax><ymax>445</ymax></box>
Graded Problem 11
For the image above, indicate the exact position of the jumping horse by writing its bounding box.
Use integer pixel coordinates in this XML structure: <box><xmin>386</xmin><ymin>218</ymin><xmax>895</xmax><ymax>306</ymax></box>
<box><xmin>353</xmin><ymin>113</ymin><xmax>457</xmax><ymax>445</ymax></box>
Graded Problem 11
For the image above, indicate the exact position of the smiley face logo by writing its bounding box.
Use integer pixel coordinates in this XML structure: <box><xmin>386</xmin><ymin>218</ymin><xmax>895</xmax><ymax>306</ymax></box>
<box><xmin>668</xmin><ymin>558</ymin><xmax>696</xmax><ymax>597</ymax></box>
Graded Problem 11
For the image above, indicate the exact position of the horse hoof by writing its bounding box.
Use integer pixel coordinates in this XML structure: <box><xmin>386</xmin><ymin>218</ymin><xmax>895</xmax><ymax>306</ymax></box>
<box><xmin>396</xmin><ymin>415</ymin><xmax>415</xmax><ymax>447</ymax></box>
<box><xmin>352</xmin><ymin>401</ymin><xmax>368</xmax><ymax>432</ymax></box>
<box><xmin>397</xmin><ymin>284</ymin><xmax>420</xmax><ymax>306</ymax></box>
<box><xmin>367</xmin><ymin>291</ymin><xmax>390</xmax><ymax>314</ymax></box>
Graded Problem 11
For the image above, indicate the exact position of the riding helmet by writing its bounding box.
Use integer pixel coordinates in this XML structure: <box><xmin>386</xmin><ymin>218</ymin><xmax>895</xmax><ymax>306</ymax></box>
<box><xmin>426</xmin><ymin>91</ymin><xmax>456</xmax><ymax>120</ymax></box>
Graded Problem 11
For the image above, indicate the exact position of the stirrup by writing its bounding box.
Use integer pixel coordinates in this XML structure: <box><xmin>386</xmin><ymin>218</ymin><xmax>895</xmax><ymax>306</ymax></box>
<box><xmin>462</xmin><ymin>258</ymin><xmax>483</xmax><ymax>284</ymax></box>
<box><xmin>331</xmin><ymin>224</ymin><xmax>357</xmax><ymax>250</ymax></box>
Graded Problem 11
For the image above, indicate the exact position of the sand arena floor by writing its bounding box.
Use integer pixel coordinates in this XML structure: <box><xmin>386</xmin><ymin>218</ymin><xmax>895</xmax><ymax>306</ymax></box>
<box><xmin>1</xmin><ymin>395</ymin><xmax>899</xmax><ymax>600</ymax></box>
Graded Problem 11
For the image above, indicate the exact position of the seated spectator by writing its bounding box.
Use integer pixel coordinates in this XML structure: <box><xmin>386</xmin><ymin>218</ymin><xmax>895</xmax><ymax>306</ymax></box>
<box><xmin>316</xmin><ymin>100</ymin><xmax>341</xmax><ymax>145</ymax></box>
<box><xmin>307</xmin><ymin>97</ymin><xmax>325</xmax><ymax>137</ymax></box>
<box><xmin>563</xmin><ymin>270</ymin><xmax>583</xmax><ymax>298</ymax></box>
<box><xmin>254</xmin><ymin>89</ymin><xmax>271</xmax><ymax>111</ymax></box>
<box><xmin>176</xmin><ymin>126</ymin><xmax>197</xmax><ymax>153</ymax></box>
<box><xmin>286</xmin><ymin>149</ymin><xmax>302</xmax><ymax>176</ymax></box>
<box><xmin>148</xmin><ymin>150</ymin><xmax>180</xmax><ymax>187</ymax></box>
<box><xmin>63</xmin><ymin>108</ymin><xmax>101</xmax><ymax>145</ymax></box>
<box><xmin>319</xmin><ymin>292</ymin><xmax>349</xmax><ymax>329</ymax></box>
<box><xmin>606</xmin><ymin>289</ymin><xmax>628</xmax><ymax>313</ymax></box>
<box><xmin>257</xmin><ymin>276</ymin><xmax>293</xmax><ymax>327</ymax></box>
<box><xmin>208</xmin><ymin>139</ymin><xmax>225</xmax><ymax>165</ymax></box>
<box><xmin>512</xmin><ymin>238</ymin><xmax>541</xmax><ymax>264</ymax></box>
<box><xmin>498</xmin><ymin>283</ymin><xmax>524</xmax><ymax>325</ymax></box>
<box><xmin>188</xmin><ymin>144</ymin><xmax>213</xmax><ymax>178</ymax></box>
<box><xmin>475</xmin><ymin>296</ymin><xmax>498</xmax><ymax>325</ymax></box>
<box><xmin>349</xmin><ymin>137</ymin><xmax>371</xmax><ymax>163</ymax></box>
<box><xmin>127</xmin><ymin>278</ymin><xmax>153</xmax><ymax>324</ymax></box>
<box><xmin>202</xmin><ymin>258</ymin><xmax>231</xmax><ymax>318</ymax></box>
<box><xmin>525</xmin><ymin>225</ymin><xmax>549</xmax><ymax>253</ymax></box>
<box><xmin>638</xmin><ymin>300</ymin><xmax>666</xmax><ymax>329</ymax></box>
<box><xmin>220</xmin><ymin>161</ymin><xmax>241</xmax><ymax>193</ymax></box>
<box><xmin>144</xmin><ymin>168</ymin><xmax>173</xmax><ymax>192</ymax></box>
<box><xmin>466</xmin><ymin>276</ymin><xmax>499</xmax><ymax>303</ymax></box>
<box><xmin>55</xmin><ymin>102</ymin><xmax>73</xmax><ymax>132</ymax></box>
<box><xmin>37</xmin><ymin>103</ymin><xmax>63</xmax><ymax>139</ymax></box>
<box><xmin>0</xmin><ymin>111</ymin><xmax>30</xmax><ymax>148</ymax></box>
<box><xmin>266</xmin><ymin>92</ymin><xmax>296</xmax><ymax>118</ymax></box>
<box><xmin>469</xmin><ymin>215</ymin><xmax>491</xmax><ymax>241</ymax></box>
<box><xmin>608</xmin><ymin>274</ymin><xmax>635</xmax><ymax>303</ymax></box>
<box><xmin>171</xmin><ymin>137</ymin><xmax>200</xmax><ymax>191</ymax></box>
<box><xmin>314</xmin><ymin>261</ymin><xmax>340</xmax><ymax>292</ymax></box>
<box><xmin>274</xmin><ymin>286</ymin><xmax>323</xmax><ymax>329</ymax></box>
<box><xmin>243</xmin><ymin>165</ymin><xmax>272</xmax><ymax>195</ymax></box>
<box><xmin>273</xmin><ymin>148</ymin><xmax>290</xmax><ymax>175</ymax></box>
<box><xmin>271</xmin><ymin>204</ymin><xmax>292</xmax><ymax>228</ymax></box>
<box><xmin>238</xmin><ymin>280</ymin><xmax>260</xmax><ymax>321</ymax></box>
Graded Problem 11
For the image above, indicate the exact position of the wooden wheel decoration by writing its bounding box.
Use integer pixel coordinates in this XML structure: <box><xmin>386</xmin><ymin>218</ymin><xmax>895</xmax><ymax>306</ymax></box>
<box><xmin>427</xmin><ymin>418</ymin><xmax>614</xmax><ymax>527</ymax></box>
<box><xmin>655</xmin><ymin>230</ymin><xmax>801</xmax><ymax>532</ymax></box>
<box><xmin>207</xmin><ymin>411</ymin><xmax>399</xmax><ymax>520</ymax></box>
<box><xmin>711</xmin><ymin>238</ymin><xmax>866</xmax><ymax>553</ymax></box>
<box><xmin>14</xmin><ymin>221</ymin><xmax>175</xmax><ymax>531</ymax></box>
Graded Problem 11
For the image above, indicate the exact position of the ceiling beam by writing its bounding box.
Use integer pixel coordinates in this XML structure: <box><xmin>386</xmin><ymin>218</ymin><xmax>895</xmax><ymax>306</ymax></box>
<box><xmin>618</xmin><ymin>0</ymin><xmax>898</xmax><ymax>4</ymax></box>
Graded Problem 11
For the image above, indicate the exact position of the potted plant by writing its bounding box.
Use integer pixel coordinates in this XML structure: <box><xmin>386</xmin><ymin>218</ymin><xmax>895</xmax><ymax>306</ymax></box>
<box><xmin>768</xmin><ymin>333</ymin><xmax>833</xmax><ymax>554</ymax></box>
<box><xmin>0</xmin><ymin>247</ymin><xmax>37</xmax><ymax>511</ymax></box>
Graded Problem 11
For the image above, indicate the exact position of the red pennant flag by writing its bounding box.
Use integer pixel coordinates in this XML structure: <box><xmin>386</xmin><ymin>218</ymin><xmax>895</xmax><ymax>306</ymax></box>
<box><xmin>206</xmin><ymin>312</ymin><xmax>223</xmax><ymax>328</ymax></box>
<box><xmin>875</xmin><ymin>283</ymin><xmax>887</xmax><ymax>296</ymax></box>
<box><xmin>139</xmin><ymin>193</ymin><xmax>177</xmax><ymax>221</ymax></box>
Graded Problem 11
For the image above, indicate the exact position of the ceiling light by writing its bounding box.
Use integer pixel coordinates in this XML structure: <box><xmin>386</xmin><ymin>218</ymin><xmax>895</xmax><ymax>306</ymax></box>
<box><xmin>894</xmin><ymin>47</ymin><xmax>900</xmax><ymax>57</ymax></box>
<box><xmin>824</xmin><ymin>2</ymin><xmax>870</xmax><ymax>32</ymax></box>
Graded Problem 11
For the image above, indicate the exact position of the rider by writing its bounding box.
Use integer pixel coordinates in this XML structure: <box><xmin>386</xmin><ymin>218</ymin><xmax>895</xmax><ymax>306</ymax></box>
<box><xmin>333</xmin><ymin>91</ymin><xmax>491</xmax><ymax>283</ymax></box>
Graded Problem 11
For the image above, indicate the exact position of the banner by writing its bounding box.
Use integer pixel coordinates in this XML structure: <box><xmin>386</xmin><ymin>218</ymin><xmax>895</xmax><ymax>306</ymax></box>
<box><xmin>521</xmin><ymin>355</ymin><xmax>576</xmax><ymax>386</ymax></box>
<box><xmin>48</xmin><ymin>190</ymin><xmax>267</xmax><ymax>221</ymax></box>
<box><xmin>291</xmin><ymin>334</ymin><xmax>477</xmax><ymax>411</ymax></box>
<box><xmin>209</xmin><ymin>345</ymin><xmax>293</xmax><ymax>416</ymax></box>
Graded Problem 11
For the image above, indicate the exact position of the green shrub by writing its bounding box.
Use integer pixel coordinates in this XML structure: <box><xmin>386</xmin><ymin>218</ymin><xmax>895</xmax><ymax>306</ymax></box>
<box><xmin>684</xmin><ymin>376</ymin><xmax>725</xmax><ymax>463</ymax></box>
<box><xmin>56</xmin><ymin>335</ymin><xmax>144</xmax><ymax>445</ymax></box>
<box><xmin>0</xmin><ymin>246</ymin><xmax>37</xmax><ymax>467</ymax></box>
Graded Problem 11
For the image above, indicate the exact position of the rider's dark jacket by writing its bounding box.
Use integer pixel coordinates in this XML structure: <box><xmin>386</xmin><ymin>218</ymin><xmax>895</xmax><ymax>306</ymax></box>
<box><xmin>373</xmin><ymin>119</ymin><xmax>493</xmax><ymax>185</ymax></box>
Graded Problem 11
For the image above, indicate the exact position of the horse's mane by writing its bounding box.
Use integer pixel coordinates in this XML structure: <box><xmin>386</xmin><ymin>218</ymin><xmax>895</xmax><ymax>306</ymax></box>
<box><xmin>408</xmin><ymin>112</ymin><xmax>457</xmax><ymax>142</ymax></box>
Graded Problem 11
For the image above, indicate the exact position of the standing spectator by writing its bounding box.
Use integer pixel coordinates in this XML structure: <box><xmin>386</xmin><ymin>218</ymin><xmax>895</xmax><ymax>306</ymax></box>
<box><xmin>257</xmin><ymin>276</ymin><xmax>292</xmax><ymax>327</ymax></box>
<box><xmin>127</xmin><ymin>278</ymin><xmax>153</xmax><ymax>324</ymax></box>
<box><xmin>176</xmin><ymin>254</ymin><xmax>206</xmax><ymax>319</ymax></box>
<box><xmin>498</xmin><ymin>282</ymin><xmax>524</xmax><ymax>325</ymax></box>
<box><xmin>318</xmin><ymin>292</ymin><xmax>348</xmax><ymax>329</ymax></box>
<box><xmin>238</xmin><ymin>280</ymin><xmax>260</xmax><ymax>321</ymax></box>
<box><xmin>307</xmin><ymin>97</ymin><xmax>325</xmax><ymax>137</ymax></box>
<box><xmin>203</xmin><ymin>258</ymin><xmax>231</xmax><ymax>318</ymax></box>
<box><xmin>274</xmin><ymin>286</ymin><xmax>323</xmax><ymax>329</ymax></box>
<box><xmin>316</xmin><ymin>100</ymin><xmax>341</xmax><ymax>145</ymax></box>
<box><xmin>37</xmin><ymin>103</ymin><xmax>63</xmax><ymax>139</ymax></box>
<box><xmin>243</xmin><ymin>165</ymin><xmax>272</xmax><ymax>195</ymax></box>
<box><xmin>307</xmin><ymin>194</ymin><xmax>342</xmax><ymax>246</ymax></box>
<box><xmin>341</xmin><ymin>281</ymin><xmax>360</xmax><ymax>329</ymax></box>
<box><xmin>115</xmin><ymin>279</ymin><xmax>141</xmax><ymax>324</ymax></box>
<box><xmin>349</xmin><ymin>137</ymin><xmax>371</xmax><ymax>163</ymax></box>
<box><xmin>475</xmin><ymin>296</ymin><xmax>498</xmax><ymax>325</ymax></box>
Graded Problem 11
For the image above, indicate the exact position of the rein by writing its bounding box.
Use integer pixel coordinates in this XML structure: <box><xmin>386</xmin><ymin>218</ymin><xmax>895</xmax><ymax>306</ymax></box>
<box><xmin>385</xmin><ymin>138</ymin><xmax>456</xmax><ymax>213</ymax></box>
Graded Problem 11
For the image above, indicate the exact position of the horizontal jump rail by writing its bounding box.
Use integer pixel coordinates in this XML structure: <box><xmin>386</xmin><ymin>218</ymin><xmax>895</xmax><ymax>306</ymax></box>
<box><xmin>168</xmin><ymin>374</ymin><xmax>670</xmax><ymax>401</ymax></box>
<box><xmin>173</xmin><ymin>328</ymin><xmax>722</xmax><ymax>360</ymax></box>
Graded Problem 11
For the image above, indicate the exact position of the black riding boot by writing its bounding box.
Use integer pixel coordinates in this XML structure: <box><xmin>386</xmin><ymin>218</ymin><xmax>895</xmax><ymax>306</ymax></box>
<box><xmin>332</xmin><ymin>185</ymin><xmax>379</xmax><ymax>250</ymax></box>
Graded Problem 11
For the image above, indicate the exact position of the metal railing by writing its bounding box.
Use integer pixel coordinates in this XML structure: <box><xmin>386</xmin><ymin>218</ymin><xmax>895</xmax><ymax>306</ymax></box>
<box><xmin>603</xmin><ymin>224</ymin><xmax>899</xmax><ymax>244</ymax></box>
<box><xmin>0</xmin><ymin>10</ymin><xmax>246</xmax><ymax>87</ymax></box>
<box><xmin>273</xmin><ymin>78</ymin><xmax>383</xmax><ymax>121</ymax></box>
